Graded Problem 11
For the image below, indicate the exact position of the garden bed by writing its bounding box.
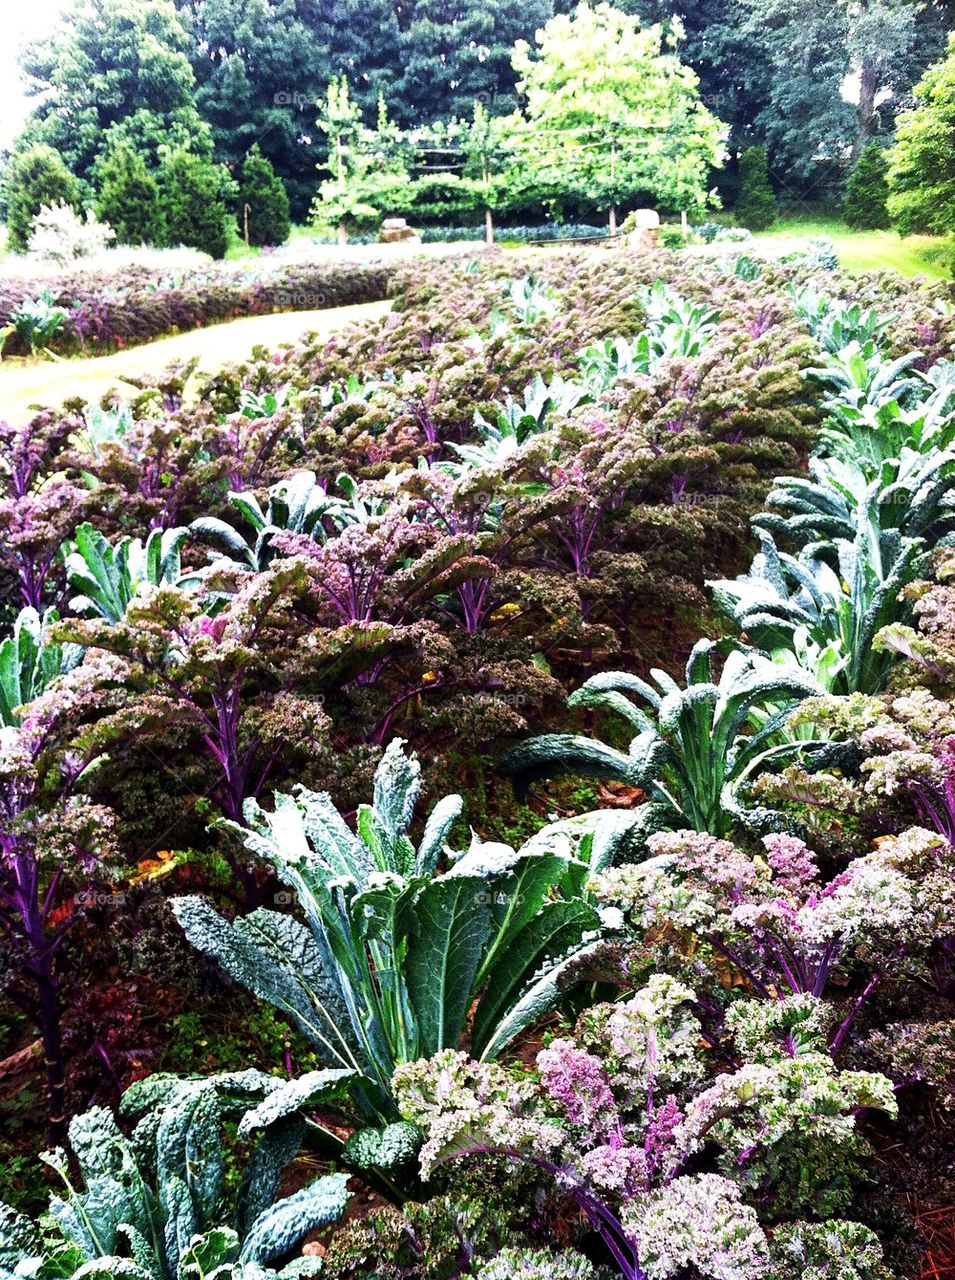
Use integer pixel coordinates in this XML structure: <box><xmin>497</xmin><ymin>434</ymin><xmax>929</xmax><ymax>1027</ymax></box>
<box><xmin>0</xmin><ymin>256</ymin><xmax>399</xmax><ymax>357</ymax></box>
<box><xmin>1</xmin><ymin>246</ymin><xmax>954</xmax><ymax>1279</ymax></box>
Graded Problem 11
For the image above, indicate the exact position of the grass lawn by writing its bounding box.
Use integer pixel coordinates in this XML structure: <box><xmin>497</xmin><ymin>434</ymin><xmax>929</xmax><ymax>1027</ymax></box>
<box><xmin>223</xmin><ymin>223</ymin><xmax>339</xmax><ymax>260</ymax></box>
<box><xmin>0</xmin><ymin>300</ymin><xmax>391</xmax><ymax>424</ymax></box>
<box><xmin>748</xmin><ymin>216</ymin><xmax>948</xmax><ymax>279</ymax></box>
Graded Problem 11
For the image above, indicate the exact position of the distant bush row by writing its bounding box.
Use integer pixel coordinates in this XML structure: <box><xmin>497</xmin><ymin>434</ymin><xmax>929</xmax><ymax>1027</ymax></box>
<box><xmin>302</xmin><ymin>223</ymin><xmax>611</xmax><ymax>246</ymax></box>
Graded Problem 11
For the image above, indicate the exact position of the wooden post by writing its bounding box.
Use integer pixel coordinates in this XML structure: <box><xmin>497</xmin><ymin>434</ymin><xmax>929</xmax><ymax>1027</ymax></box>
<box><xmin>609</xmin><ymin>142</ymin><xmax>618</xmax><ymax>235</ymax></box>
<box><xmin>243</xmin><ymin>203</ymin><xmax>250</xmax><ymax>246</ymax></box>
<box><xmin>482</xmin><ymin>160</ymin><xmax>494</xmax><ymax>245</ymax></box>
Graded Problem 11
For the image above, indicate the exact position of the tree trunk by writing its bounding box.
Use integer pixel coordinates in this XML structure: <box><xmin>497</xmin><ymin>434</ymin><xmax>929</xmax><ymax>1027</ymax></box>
<box><xmin>609</xmin><ymin>206</ymin><xmax>617</xmax><ymax>237</ymax></box>
<box><xmin>485</xmin><ymin>208</ymin><xmax>494</xmax><ymax>245</ymax></box>
<box><xmin>856</xmin><ymin>59</ymin><xmax>879</xmax><ymax>159</ymax></box>
<box><xmin>338</xmin><ymin>222</ymin><xmax>348</xmax><ymax>247</ymax></box>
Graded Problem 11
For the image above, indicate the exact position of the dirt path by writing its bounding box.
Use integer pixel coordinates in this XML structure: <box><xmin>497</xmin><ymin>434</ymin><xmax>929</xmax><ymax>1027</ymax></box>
<box><xmin>0</xmin><ymin>301</ymin><xmax>392</xmax><ymax>424</ymax></box>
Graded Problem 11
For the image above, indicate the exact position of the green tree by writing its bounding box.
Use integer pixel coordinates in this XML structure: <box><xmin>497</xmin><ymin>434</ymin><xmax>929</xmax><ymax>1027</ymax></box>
<box><xmin>4</xmin><ymin>145</ymin><xmax>80</xmax><ymax>254</ymax></box>
<box><xmin>312</xmin><ymin>0</ymin><xmax>403</xmax><ymax>122</ymax></box>
<box><xmin>94</xmin><ymin>139</ymin><xmax>166</xmax><ymax>244</ymax></box>
<box><xmin>735</xmin><ymin>0</ymin><xmax>949</xmax><ymax>196</ymax></box>
<box><xmin>18</xmin><ymin>0</ymin><xmax>208</xmax><ymax>186</ymax></box>
<box><xmin>888</xmin><ymin>33</ymin><xmax>955</xmax><ymax>235</ymax></box>
<box><xmin>844</xmin><ymin>140</ymin><xmax>891</xmax><ymax>229</ymax></box>
<box><xmin>734</xmin><ymin>144</ymin><xmax>776</xmax><ymax>229</ymax></box>
<box><xmin>503</xmin><ymin>2</ymin><xmax>726</xmax><ymax>226</ymax></box>
<box><xmin>172</xmin><ymin>0</ymin><xmax>333</xmax><ymax>220</ymax></box>
<box><xmin>161</xmin><ymin>148</ymin><xmax>234</xmax><ymax>257</ymax></box>
<box><xmin>311</xmin><ymin>80</ymin><xmax>416</xmax><ymax>238</ymax></box>
<box><xmin>608</xmin><ymin>0</ymin><xmax>775</xmax><ymax>164</ymax></box>
<box><xmin>391</xmin><ymin>0</ymin><xmax>553</xmax><ymax>126</ymax></box>
<box><xmin>238</xmin><ymin>146</ymin><xmax>291</xmax><ymax>246</ymax></box>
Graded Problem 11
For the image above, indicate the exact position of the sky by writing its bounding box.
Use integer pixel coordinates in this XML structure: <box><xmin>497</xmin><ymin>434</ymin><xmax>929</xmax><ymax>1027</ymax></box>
<box><xmin>0</xmin><ymin>0</ymin><xmax>64</xmax><ymax>151</ymax></box>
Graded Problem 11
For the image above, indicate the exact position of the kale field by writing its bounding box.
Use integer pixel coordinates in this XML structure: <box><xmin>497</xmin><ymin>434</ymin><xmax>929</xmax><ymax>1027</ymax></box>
<box><xmin>1</xmin><ymin>245</ymin><xmax>954</xmax><ymax>1280</ymax></box>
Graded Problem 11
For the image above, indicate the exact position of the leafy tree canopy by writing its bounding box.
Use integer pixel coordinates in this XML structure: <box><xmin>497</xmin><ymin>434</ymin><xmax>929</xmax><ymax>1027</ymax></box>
<box><xmin>502</xmin><ymin>2</ymin><xmax>727</xmax><ymax>218</ymax></box>
<box><xmin>172</xmin><ymin>0</ymin><xmax>333</xmax><ymax>219</ymax></box>
<box><xmin>735</xmin><ymin>0</ymin><xmax>949</xmax><ymax>197</ymax></box>
<box><xmin>887</xmin><ymin>32</ymin><xmax>955</xmax><ymax>234</ymax></box>
<box><xmin>19</xmin><ymin>0</ymin><xmax>209</xmax><ymax>184</ymax></box>
<box><xmin>389</xmin><ymin>0</ymin><xmax>554</xmax><ymax>126</ymax></box>
<box><xmin>598</xmin><ymin>0</ymin><xmax>775</xmax><ymax>158</ymax></box>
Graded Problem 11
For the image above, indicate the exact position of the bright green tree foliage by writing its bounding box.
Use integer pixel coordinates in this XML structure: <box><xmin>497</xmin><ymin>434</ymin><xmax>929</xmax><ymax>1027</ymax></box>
<box><xmin>888</xmin><ymin>33</ymin><xmax>955</xmax><ymax>236</ymax></box>
<box><xmin>311</xmin><ymin>82</ymin><xmax>416</xmax><ymax>233</ymax></box>
<box><xmin>504</xmin><ymin>3</ymin><xmax>726</xmax><ymax>220</ymax></box>
<box><xmin>609</xmin><ymin>0</ymin><xmax>775</xmax><ymax>160</ymax></box>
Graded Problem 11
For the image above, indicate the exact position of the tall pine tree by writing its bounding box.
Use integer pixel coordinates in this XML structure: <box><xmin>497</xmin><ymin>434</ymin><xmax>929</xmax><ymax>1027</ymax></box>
<box><xmin>238</xmin><ymin>146</ymin><xmax>291</xmax><ymax>246</ymax></box>
<box><xmin>734</xmin><ymin>145</ymin><xmax>776</xmax><ymax>229</ymax></box>
<box><xmin>844</xmin><ymin>141</ymin><xmax>891</xmax><ymax>229</ymax></box>
<box><xmin>95</xmin><ymin>140</ymin><xmax>166</xmax><ymax>244</ymax></box>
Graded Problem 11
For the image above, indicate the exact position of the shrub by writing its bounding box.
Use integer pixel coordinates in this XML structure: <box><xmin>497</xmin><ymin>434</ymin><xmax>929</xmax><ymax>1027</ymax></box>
<box><xmin>694</xmin><ymin>223</ymin><xmax>752</xmax><ymax>244</ymax></box>
<box><xmin>844</xmin><ymin>142</ymin><xmax>891</xmax><ymax>230</ymax></box>
<box><xmin>4</xmin><ymin>144</ymin><xmax>80</xmax><ymax>254</ymax></box>
<box><xmin>161</xmin><ymin>148</ymin><xmax>233</xmax><ymax>259</ymax></box>
<box><xmin>238</xmin><ymin>146</ymin><xmax>291</xmax><ymax>248</ymax></box>
<box><xmin>734</xmin><ymin>146</ymin><xmax>777</xmax><ymax>231</ymax></box>
<box><xmin>416</xmin><ymin>223</ymin><xmax>606</xmax><ymax>244</ymax></box>
<box><xmin>95</xmin><ymin>140</ymin><xmax>166</xmax><ymax>245</ymax></box>
<box><xmin>26</xmin><ymin>203</ymin><xmax>115</xmax><ymax>265</ymax></box>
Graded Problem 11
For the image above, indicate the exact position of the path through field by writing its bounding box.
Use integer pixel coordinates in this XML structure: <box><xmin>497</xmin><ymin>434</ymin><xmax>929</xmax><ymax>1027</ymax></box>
<box><xmin>0</xmin><ymin>300</ymin><xmax>392</xmax><ymax>424</ymax></box>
